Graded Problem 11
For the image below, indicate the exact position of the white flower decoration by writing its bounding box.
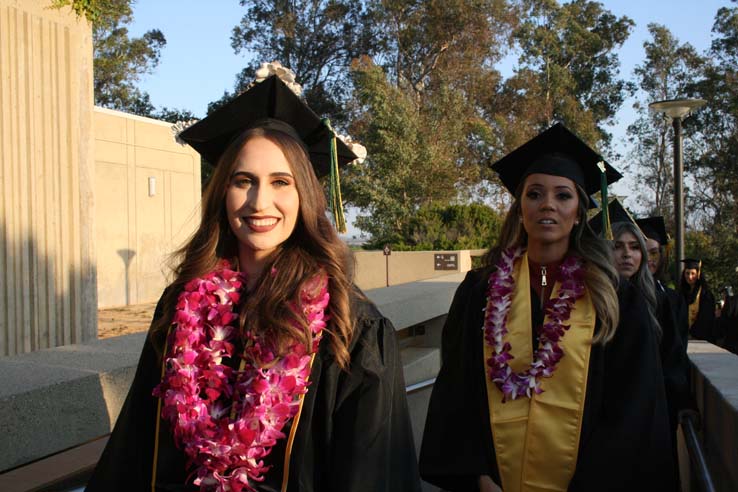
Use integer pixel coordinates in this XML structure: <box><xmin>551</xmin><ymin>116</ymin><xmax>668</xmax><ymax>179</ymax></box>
<box><xmin>254</xmin><ymin>61</ymin><xmax>302</xmax><ymax>96</ymax></box>
<box><xmin>337</xmin><ymin>134</ymin><xmax>368</xmax><ymax>164</ymax></box>
<box><xmin>171</xmin><ymin>119</ymin><xmax>199</xmax><ymax>146</ymax></box>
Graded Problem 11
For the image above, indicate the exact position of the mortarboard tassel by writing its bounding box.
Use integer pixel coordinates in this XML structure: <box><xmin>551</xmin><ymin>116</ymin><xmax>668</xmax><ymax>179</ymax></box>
<box><xmin>597</xmin><ymin>161</ymin><xmax>613</xmax><ymax>240</ymax></box>
<box><xmin>322</xmin><ymin>119</ymin><xmax>347</xmax><ymax>233</ymax></box>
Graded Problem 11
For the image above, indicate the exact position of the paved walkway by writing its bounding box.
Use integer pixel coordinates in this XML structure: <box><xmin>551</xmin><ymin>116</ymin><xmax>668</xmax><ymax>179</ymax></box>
<box><xmin>97</xmin><ymin>302</ymin><xmax>157</xmax><ymax>338</ymax></box>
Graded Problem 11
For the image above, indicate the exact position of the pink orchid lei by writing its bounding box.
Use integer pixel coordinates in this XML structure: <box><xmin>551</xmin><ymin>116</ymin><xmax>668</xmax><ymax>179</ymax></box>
<box><xmin>153</xmin><ymin>262</ymin><xmax>330</xmax><ymax>492</ymax></box>
<box><xmin>484</xmin><ymin>247</ymin><xmax>586</xmax><ymax>402</ymax></box>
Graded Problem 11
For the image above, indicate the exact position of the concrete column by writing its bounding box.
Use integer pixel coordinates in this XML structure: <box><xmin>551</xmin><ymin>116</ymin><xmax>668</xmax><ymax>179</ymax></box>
<box><xmin>0</xmin><ymin>0</ymin><xmax>96</xmax><ymax>355</ymax></box>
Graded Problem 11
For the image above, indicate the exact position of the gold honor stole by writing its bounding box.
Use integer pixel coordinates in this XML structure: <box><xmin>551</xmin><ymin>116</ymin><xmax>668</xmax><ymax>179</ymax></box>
<box><xmin>483</xmin><ymin>253</ymin><xmax>596</xmax><ymax>492</ymax></box>
<box><xmin>688</xmin><ymin>287</ymin><xmax>702</xmax><ymax>328</ymax></box>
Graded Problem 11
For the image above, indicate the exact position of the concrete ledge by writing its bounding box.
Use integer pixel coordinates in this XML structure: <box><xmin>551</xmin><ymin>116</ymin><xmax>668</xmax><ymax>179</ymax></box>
<box><xmin>687</xmin><ymin>341</ymin><xmax>738</xmax><ymax>491</ymax></box>
<box><xmin>365</xmin><ymin>272</ymin><xmax>466</xmax><ymax>330</ymax></box>
<box><xmin>0</xmin><ymin>273</ymin><xmax>463</xmax><ymax>472</ymax></box>
<box><xmin>401</xmin><ymin>347</ymin><xmax>441</xmax><ymax>387</ymax></box>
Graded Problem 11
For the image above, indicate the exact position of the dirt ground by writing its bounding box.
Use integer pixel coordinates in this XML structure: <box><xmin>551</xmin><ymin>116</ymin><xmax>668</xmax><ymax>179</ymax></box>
<box><xmin>97</xmin><ymin>302</ymin><xmax>158</xmax><ymax>338</ymax></box>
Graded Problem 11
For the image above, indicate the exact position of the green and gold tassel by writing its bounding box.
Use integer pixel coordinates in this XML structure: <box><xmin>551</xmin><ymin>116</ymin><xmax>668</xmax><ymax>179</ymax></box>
<box><xmin>597</xmin><ymin>161</ymin><xmax>612</xmax><ymax>240</ymax></box>
<box><xmin>322</xmin><ymin>119</ymin><xmax>347</xmax><ymax>233</ymax></box>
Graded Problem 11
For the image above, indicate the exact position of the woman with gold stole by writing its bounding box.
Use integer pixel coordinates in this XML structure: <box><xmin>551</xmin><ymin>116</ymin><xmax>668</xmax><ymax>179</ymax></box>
<box><xmin>679</xmin><ymin>258</ymin><xmax>717</xmax><ymax>343</ymax></box>
<box><xmin>86</xmin><ymin>66</ymin><xmax>420</xmax><ymax>492</ymax></box>
<box><xmin>419</xmin><ymin>123</ymin><xmax>676</xmax><ymax>492</ymax></box>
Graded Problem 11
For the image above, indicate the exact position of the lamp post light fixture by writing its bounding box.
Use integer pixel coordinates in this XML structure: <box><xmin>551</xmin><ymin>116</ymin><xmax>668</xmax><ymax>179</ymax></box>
<box><xmin>648</xmin><ymin>97</ymin><xmax>707</xmax><ymax>281</ymax></box>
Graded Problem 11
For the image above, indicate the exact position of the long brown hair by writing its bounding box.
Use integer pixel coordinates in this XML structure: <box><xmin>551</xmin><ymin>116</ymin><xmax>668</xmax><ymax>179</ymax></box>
<box><xmin>612</xmin><ymin>221</ymin><xmax>661</xmax><ymax>339</ymax></box>
<box><xmin>151</xmin><ymin>125</ymin><xmax>355</xmax><ymax>369</ymax></box>
<box><xmin>483</xmin><ymin>180</ymin><xmax>620</xmax><ymax>344</ymax></box>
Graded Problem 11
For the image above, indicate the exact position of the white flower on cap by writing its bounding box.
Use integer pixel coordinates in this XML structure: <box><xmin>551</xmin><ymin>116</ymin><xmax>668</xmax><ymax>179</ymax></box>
<box><xmin>337</xmin><ymin>134</ymin><xmax>368</xmax><ymax>164</ymax></box>
<box><xmin>254</xmin><ymin>61</ymin><xmax>302</xmax><ymax>96</ymax></box>
<box><xmin>171</xmin><ymin>119</ymin><xmax>199</xmax><ymax>146</ymax></box>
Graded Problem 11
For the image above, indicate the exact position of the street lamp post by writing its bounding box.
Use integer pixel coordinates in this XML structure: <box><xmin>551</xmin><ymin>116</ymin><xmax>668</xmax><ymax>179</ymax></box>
<box><xmin>649</xmin><ymin>98</ymin><xmax>706</xmax><ymax>282</ymax></box>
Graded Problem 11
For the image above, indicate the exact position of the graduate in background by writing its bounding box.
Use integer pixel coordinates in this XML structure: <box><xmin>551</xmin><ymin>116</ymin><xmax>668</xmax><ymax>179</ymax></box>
<box><xmin>86</xmin><ymin>65</ymin><xmax>420</xmax><ymax>492</ymax></box>
<box><xmin>679</xmin><ymin>258</ymin><xmax>717</xmax><ymax>343</ymax></box>
<box><xmin>636</xmin><ymin>216</ymin><xmax>689</xmax><ymax>350</ymax></box>
<box><xmin>419</xmin><ymin>123</ymin><xmax>676</xmax><ymax>492</ymax></box>
<box><xmin>607</xmin><ymin>219</ymin><xmax>689</xmax><ymax>484</ymax></box>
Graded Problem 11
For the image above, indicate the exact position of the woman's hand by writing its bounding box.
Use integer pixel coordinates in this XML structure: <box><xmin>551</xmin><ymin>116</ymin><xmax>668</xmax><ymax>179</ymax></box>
<box><xmin>478</xmin><ymin>475</ymin><xmax>503</xmax><ymax>492</ymax></box>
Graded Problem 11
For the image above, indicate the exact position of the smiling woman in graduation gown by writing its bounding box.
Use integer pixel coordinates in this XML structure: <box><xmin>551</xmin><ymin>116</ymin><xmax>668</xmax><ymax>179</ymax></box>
<box><xmin>87</xmin><ymin>292</ymin><xmax>417</xmax><ymax>492</ymax></box>
<box><xmin>86</xmin><ymin>68</ymin><xmax>420</xmax><ymax>492</ymax></box>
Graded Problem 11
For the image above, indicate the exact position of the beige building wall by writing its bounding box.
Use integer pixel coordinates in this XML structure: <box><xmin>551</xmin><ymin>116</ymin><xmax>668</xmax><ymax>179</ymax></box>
<box><xmin>0</xmin><ymin>1</ymin><xmax>96</xmax><ymax>356</ymax></box>
<box><xmin>94</xmin><ymin>107</ymin><xmax>201</xmax><ymax>308</ymax></box>
<box><xmin>354</xmin><ymin>249</ymin><xmax>486</xmax><ymax>290</ymax></box>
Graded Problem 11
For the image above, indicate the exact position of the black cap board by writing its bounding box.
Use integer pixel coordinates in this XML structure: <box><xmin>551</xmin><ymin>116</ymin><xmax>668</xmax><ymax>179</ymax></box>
<box><xmin>490</xmin><ymin>123</ymin><xmax>623</xmax><ymax>199</ymax></box>
<box><xmin>588</xmin><ymin>198</ymin><xmax>638</xmax><ymax>235</ymax></box>
<box><xmin>681</xmin><ymin>258</ymin><xmax>702</xmax><ymax>270</ymax></box>
<box><xmin>636</xmin><ymin>216</ymin><xmax>668</xmax><ymax>246</ymax></box>
<box><xmin>178</xmin><ymin>75</ymin><xmax>358</xmax><ymax>177</ymax></box>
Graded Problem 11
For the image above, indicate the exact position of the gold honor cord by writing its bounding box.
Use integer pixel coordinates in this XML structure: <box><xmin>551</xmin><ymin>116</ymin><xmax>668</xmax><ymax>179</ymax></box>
<box><xmin>151</xmin><ymin>327</ymin><xmax>172</xmax><ymax>492</ymax></box>
<box><xmin>281</xmin><ymin>352</ymin><xmax>318</xmax><ymax>492</ymax></box>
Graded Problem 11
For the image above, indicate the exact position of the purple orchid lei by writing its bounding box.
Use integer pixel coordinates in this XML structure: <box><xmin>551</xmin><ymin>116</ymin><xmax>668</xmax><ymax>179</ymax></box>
<box><xmin>153</xmin><ymin>262</ymin><xmax>329</xmax><ymax>492</ymax></box>
<box><xmin>484</xmin><ymin>248</ymin><xmax>586</xmax><ymax>402</ymax></box>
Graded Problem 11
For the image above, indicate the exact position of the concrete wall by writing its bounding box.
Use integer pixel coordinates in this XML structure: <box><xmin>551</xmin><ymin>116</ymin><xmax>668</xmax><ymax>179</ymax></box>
<box><xmin>0</xmin><ymin>273</ymin><xmax>462</xmax><ymax>476</ymax></box>
<box><xmin>0</xmin><ymin>1</ymin><xmax>96</xmax><ymax>355</ymax></box>
<box><xmin>354</xmin><ymin>248</ymin><xmax>485</xmax><ymax>290</ymax></box>
<box><xmin>687</xmin><ymin>341</ymin><xmax>738</xmax><ymax>491</ymax></box>
<box><xmin>94</xmin><ymin>107</ymin><xmax>201</xmax><ymax>308</ymax></box>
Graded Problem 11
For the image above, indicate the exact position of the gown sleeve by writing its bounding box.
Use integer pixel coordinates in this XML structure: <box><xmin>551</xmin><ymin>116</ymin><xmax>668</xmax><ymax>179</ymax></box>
<box><xmin>85</xmin><ymin>294</ymin><xmax>168</xmax><ymax>492</ymax></box>
<box><xmin>327</xmin><ymin>300</ymin><xmax>422</xmax><ymax>492</ymax></box>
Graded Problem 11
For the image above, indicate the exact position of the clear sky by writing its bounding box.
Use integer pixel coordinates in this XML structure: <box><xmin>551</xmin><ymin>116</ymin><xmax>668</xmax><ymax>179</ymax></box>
<box><xmin>128</xmin><ymin>0</ymin><xmax>733</xmax><ymax>230</ymax></box>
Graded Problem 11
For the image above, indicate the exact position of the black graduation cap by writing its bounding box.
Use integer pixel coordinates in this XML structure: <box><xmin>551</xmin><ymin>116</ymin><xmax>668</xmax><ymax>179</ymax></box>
<box><xmin>636</xmin><ymin>216</ymin><xmax>668</xmax><ymax>245</ymax></box>
<box><xmin>681</xmin><ymin>258</ymin><xmax>702</xmax><ymax>270</ymax></box>
<box><xmin>178</xmin><ymin>75</ymin><xmax>358</xmax><ymax>177</ymax></box>
<box><xmin>490</xmin><ymin>123</ymin><xmax>623</xmax><ymax>200</ymax></box>
<box><xmin>588</xmin><ymin>198</ymin><xmax>638</xmax><ymax>235</ymax></box>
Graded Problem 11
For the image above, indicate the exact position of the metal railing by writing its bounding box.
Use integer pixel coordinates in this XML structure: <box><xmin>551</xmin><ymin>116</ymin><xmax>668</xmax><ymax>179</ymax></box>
<box><xmin>680</xmin><ymin>410</ymin><xmax>716</xmax><ymax>492</ymax></box>
<box><xmin>406</xmin><ymin>377</ymin><xmax>436</xmax><ymax>394</ymax></box>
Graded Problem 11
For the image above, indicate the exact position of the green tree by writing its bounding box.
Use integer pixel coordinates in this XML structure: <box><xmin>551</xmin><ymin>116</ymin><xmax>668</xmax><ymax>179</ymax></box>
<box><xmin>91</xmin><ymin>0</ymin><xmax>166</xmax><ymax>115</ymax></box>
<box><xmin>625</xmin><ymin>24</ymin><xmax>704</xmax><ymax>219</ymax></box>
<box><xmin>344</xmin><ymin>1</ymin><xmax>516</xmax><ymax>244</ymax></box>
<box><xmin>50</xmin><ymin>0</ymin><xmax>101</xmax><ymax>22</ymax></box>
<box><xmin>490</xmin><ymin>0</ymin><xmax>634</xmax><ymax>154</ymax></box>
<box><xmin>216</xmin><ymin>0</ymin><xmax>380</xmax><ymax>121</ymax></box>
<box><xmin>683</xmin><ymin>2</ymin><xmax>738</xmax><ymax>289</ymax></box>
<box><xmin>392</xmin><ymin>203</ymin><xmax>503</xmax><ymax>251</ymax></box>
<box><xmin>345</xmin><ymin>59</ymin><xmax>469</xmax><ymax>244</ymax></box>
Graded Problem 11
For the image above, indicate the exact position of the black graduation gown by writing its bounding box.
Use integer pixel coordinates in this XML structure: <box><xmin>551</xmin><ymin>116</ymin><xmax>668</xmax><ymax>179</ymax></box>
<box><xmin>716</xmin><ymin>297</ymin><xmax>738</xmax><ymax>354</ymax></box>
<box><xmin>655</xmin><ymin>285</ymin><xmax>691</xmax><ymax>433</ymax></box>
<box><xmin>657</xmin><ymin>281</ymin><xmax>689</xmax><ymax>351</ymax></box>
<box><xmin>86</xmin><ymin>290</ymin><xmax>421</xmax><ymax>492</ymax></box>
<box><xmin>419</xmin><ymin>269</ymin><xmax>676</xmax><ymax>492</ymax></box>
